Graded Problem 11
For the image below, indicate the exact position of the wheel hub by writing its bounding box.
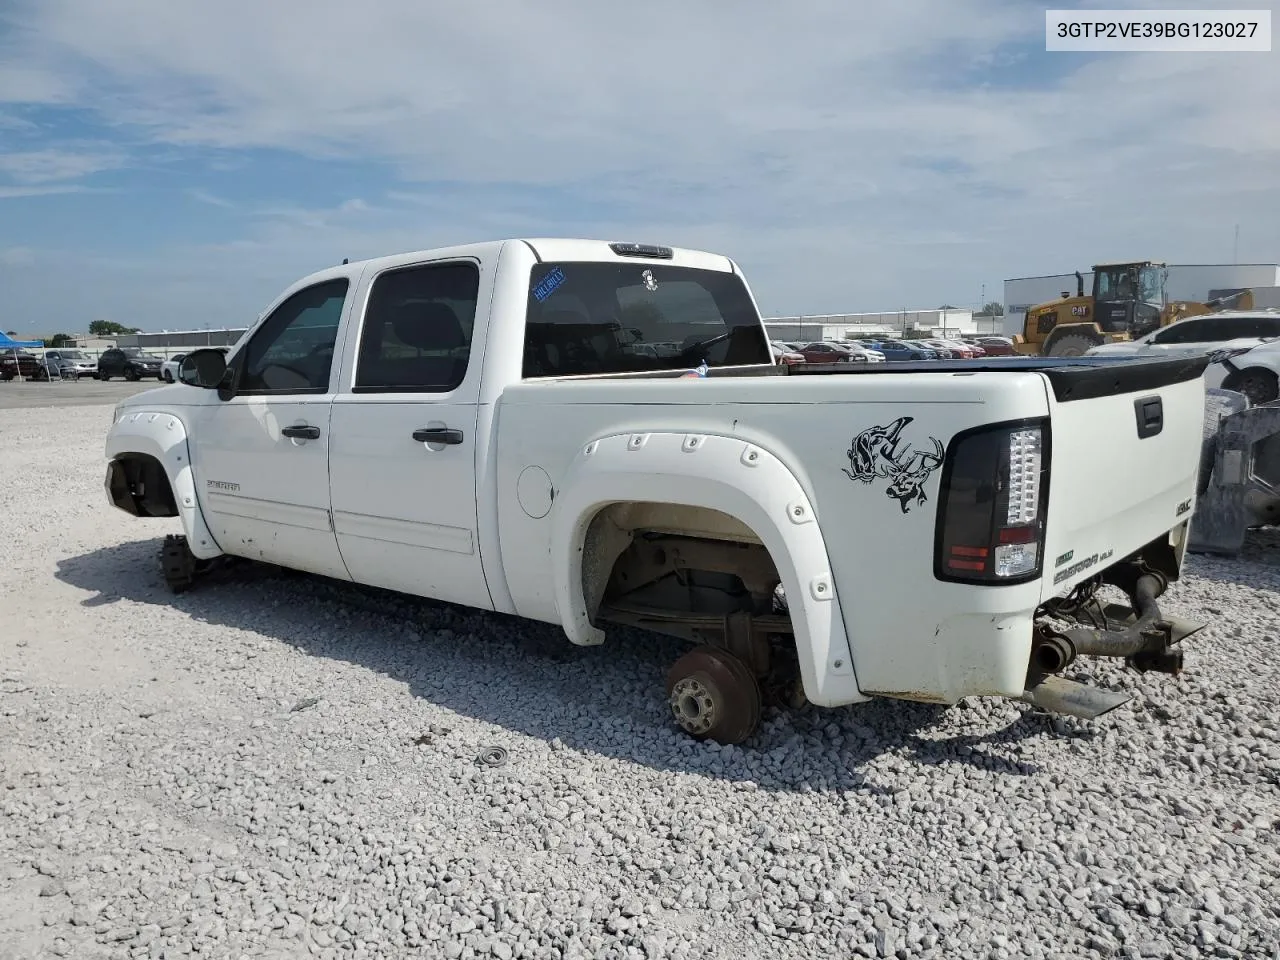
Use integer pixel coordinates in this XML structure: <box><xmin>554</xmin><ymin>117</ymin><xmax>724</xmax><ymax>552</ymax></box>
<box><xmin>669</xmin><ymin>677</ymin><xmax>716</xmax><ymax>735</ymax></box>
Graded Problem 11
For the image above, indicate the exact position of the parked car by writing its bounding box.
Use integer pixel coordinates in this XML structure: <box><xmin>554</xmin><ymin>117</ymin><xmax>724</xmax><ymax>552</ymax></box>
<box><xmin>769</xmin><ymin>342</ymin><xmax>805</xmax><ymax>366</ymax></box>
<box><xmin>0</xmin><ymin>351</ymin><xmax>42</xmax><ymax>381</ymax></box>
<box><xmin>161</xmin><ymin>353</ymin><xmax>186</xmax><ymax>383</ymax></box>
<box><xmin>967</xmin><ymin>336</ymin><xmax>1017</xmax><ymax>357</ymax></box>
<box><xmin>832</xmin><ymin>340</ymin><xmax>886</xmax><ymax>362</ymax></box>
<box><xmin>901</xmin><ymin>340</ymin><xmax>943</xmax><ymax>360</ymax></box>
<box><xmin>1085</xmin><ymin>310</ymin><xmax>1280</xmax><ymax>361</ymax></box>
<box><xmin>104</xmin><ymin>235</ymin><xmax>1215</xmax><ymax>745</ymax></box>
<box><xmin>37</xmin><ymin>348</ymin><xmax>98</xmax><ymax>379</ymax></box>
<box><xmin>796</xmin><ymin>341</ymin><xmax>872</xmax><ymax>364</ymax></box>
<box><xmin>1202</xmin><ymin>340</ymin><xmax>1280</xmax><ymax>405</ymax></box>
<box><xmin>862</xmin><ymin>339</ymin><xmax>933</xmax><ymax>362</ymax></box>
<box><xmin>922</xmin><ymin>338</ymin><xmax>976</xmax><ymax>359</ymax></box>
<box><xmin>98</xmin><ymin>347</ymin><xmax>165</xmax><ymax>381</ymax></box>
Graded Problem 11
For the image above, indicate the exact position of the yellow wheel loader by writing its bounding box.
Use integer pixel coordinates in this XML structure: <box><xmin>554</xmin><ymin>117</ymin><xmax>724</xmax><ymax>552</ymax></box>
<box><xmin>1012</xmin><ymin>260</ymin><xmax>1255</xmax><ymax>357</ymax></box>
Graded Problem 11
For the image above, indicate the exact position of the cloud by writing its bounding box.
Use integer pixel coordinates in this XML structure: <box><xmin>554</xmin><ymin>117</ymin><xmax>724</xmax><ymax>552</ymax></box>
<box><xmin>185</xmin><ymin>187</ymin><xmax>235</xmax><ymax>208</ymax></box>
<box><xmin>0</xmin><ymin>146</ymin><xmax>127</xmax><ymax>184</ymax></box>
<box><xmin>0</xmin><ymin>0</ymin><xmax>1276</xmax><ymax>328</ymax></box>
<box><xmin>0</xmin><ymin>183</ymin><xmax>97</xmax><ymax>199</ymax></box>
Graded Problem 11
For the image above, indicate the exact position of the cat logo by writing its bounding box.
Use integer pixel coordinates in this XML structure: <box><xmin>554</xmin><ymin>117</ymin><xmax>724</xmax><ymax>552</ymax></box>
<box><xmin>1176</xmin><ymin>497</ymin><xmax>1192</xmax><ymax>517</ymax></box>
<box><xmin>1071</xmin><ymin>305</ymin><xmax>1089</xmax><ymax>317</ymax></box>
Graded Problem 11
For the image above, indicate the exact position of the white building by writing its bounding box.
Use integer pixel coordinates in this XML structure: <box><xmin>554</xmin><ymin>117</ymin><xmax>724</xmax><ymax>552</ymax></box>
<box><xmin>764</xmin><ymin>308</ymin><xmax>987</xmax><ymax>344</ymax></box>
<box><xmin>1003</xmin><ymin>263</ymin><xmax>1280</xmax><ymax>337</ymax></box>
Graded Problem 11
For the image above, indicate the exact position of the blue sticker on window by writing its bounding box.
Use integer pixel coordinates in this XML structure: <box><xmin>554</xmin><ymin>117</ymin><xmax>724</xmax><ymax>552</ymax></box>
<box><xmin>533</xmin><ymin>266</ymin><xmax>567</xmax><ymax>302</ymax></box>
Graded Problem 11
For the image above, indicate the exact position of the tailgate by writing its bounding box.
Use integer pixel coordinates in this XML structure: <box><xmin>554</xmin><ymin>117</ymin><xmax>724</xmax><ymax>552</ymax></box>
<box><xmin>1039</xmin><ymin>355</ymin><xmax>1209</xmax><ymax>598</ymax></box>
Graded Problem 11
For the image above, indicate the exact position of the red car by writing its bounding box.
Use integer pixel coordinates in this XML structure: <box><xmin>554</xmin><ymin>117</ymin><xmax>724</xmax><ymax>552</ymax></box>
<box><xmin>968</xmin><ymin>336</ymin><xmax>1017</xmax><ymax>357</ymax></box>
<box><xmin>796</xmin><ymin>341</ymin><xmax>870</xmax><ymax>364</ymax></box>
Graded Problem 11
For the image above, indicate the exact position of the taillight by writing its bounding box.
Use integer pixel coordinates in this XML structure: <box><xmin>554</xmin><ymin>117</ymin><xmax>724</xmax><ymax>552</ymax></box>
<box><xmin>934</xmin><ymin>418</ymin><xmax>1050</xmax><ymax>585</ymax></box>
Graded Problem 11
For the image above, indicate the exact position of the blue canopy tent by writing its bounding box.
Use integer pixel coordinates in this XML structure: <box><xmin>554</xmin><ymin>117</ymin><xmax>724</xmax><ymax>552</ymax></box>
<box><xmin>0</xmin><ymin>331</ymin><xmax>45</xmax><ymax>381</ymax></box>
<box><xmin>0</xmin><ymin>331</ymin><xmax>43</xmax><ymax>349</ymax></box>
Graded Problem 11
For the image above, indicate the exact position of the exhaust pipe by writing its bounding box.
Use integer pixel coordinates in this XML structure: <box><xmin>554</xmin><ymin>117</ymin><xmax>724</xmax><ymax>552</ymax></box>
<box><xmin>1032</xmin><ymin>634</ymin><xmax>1076</xmax><ymax>673</ymax></box>
<box><xmin>1019</xmin><ymin>674</ymin><xmax>1132</xmax><ymax>720</ymax></box>
<box><xmin>1062</xmin><ymin>573</ymin><xmax>1164</xmax><ymax>659</ymax></box>
<box><xmin>1033</xmin><ymin>569</ymin><xmax>1206</xmax><ymax>679</ymax></box>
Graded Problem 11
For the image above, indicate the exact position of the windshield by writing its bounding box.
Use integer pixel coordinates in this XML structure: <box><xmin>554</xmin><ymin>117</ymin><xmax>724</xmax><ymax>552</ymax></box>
<box><xmin>59</xmin><ymin>350</ymin><xmax>86</xmax><ymax>359</ymax></box>
<box><xmin>523</xmin><ymin>262</ymin><xmax>770</xmax><ymax>377</ymax></box>
<box><xmin>1138</xmin><ymin>265</ymin><xmax>1166</xmax><ymax>303</ymax></box>
<box><xmin>122</xmin><ymin>347</ymin><xmax>160</xmax><ymax>358</ymax></box>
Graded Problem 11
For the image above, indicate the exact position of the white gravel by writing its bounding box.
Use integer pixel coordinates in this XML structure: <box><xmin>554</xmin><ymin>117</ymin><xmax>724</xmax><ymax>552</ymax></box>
<box><xmin>1</xmin><ymin>403</ymin><xmax>1279</xmax><ymax>960</ymax></box>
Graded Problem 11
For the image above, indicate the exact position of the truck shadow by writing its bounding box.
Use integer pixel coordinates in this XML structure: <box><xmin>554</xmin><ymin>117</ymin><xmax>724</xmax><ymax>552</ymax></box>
<box><xmin>56</xmin><ymin>539</ymin><xmax>1085</xmax><ymax>789</ymax></box>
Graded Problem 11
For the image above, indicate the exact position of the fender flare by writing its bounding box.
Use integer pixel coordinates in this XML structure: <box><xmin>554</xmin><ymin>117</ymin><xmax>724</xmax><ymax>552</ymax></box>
<box><xmin>548</xmin><ymin>430</ymin><xmax>866</xmax><ymax>708</ymax></box>
<box><xmin>106</xmin><ymin>410</ymin><xmax>223</xmax><ymax>560</ymax></box>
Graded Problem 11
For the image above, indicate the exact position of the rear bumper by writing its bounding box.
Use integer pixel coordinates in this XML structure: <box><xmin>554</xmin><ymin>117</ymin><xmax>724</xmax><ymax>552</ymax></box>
<box><xmin>861</xmin><ymin>534</ymin><xmax>1203</xmax><ymax>717</ymax></box>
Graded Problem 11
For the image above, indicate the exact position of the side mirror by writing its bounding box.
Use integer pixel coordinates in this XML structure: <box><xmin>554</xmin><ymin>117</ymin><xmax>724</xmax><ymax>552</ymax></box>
<box><xmin>178</xmin><ymin>348</ymin><xmax>227</xmax><ymax>388</ymax></box>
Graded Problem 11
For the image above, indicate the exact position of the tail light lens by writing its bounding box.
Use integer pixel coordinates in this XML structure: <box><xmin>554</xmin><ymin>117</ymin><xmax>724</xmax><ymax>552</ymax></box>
<box><xmin>934</xmin><ymin>418</ymin><xmax>1051</xmax><ymax>585</ymax></box>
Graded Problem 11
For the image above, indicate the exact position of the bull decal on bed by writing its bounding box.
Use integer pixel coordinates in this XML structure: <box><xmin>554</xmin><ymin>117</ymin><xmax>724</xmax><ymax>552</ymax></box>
<box><xmin>843</xmin><ymin>416</ymin><xmax>945</xmax><ymax>514</ymax></box>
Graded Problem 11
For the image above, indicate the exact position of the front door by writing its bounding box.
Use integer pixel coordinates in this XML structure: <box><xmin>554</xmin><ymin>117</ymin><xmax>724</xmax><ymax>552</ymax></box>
<box><xmin>328</xmin><ymin>257</ymin><xmax>493</xmax><ymax>611</ymax></box>
<box><xmin>189</xmin><ymin>278</ymin><xmax>352</xmax><ymax>581</ymax></box>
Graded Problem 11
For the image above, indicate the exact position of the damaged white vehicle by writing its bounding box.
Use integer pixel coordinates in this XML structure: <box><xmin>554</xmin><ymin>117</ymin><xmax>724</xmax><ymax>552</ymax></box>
<box><xmin>105</xmin><ymin>238</ymin><xmax>1211</xmax><ymax>743</ymax></box>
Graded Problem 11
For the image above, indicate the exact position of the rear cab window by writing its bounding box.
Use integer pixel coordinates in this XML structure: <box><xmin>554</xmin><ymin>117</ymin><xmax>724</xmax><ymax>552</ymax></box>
<box><xmin>521</xmin><ymin>261</ymin><xmax>770</xmax><ymax>377</ymax></box>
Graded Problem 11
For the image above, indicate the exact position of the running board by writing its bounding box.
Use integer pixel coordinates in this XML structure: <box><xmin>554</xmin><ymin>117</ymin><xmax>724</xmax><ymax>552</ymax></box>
<box><xmin>1018</xmin><ymin>673</ymin><xmax>1133</xmax><ymax>720</ymax></box>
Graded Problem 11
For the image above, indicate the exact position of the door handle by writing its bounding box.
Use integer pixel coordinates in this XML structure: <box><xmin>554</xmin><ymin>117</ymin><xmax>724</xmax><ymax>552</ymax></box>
<box><xmin>281</xmin><ymin>425</ymin><xmax>321</xmax><ymax>440</ymax></box>
<box><xmin>412</xmin><ymin>427</ymin><xmax>464</xmax><ymax>445</ymax></box>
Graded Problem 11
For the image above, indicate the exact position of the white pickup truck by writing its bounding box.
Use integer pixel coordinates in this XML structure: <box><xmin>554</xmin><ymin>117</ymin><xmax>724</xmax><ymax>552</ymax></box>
<box><xmin>105</xmin><ymin>238</ymin><xmax>1211</xmax><ymax>743</ymax></box>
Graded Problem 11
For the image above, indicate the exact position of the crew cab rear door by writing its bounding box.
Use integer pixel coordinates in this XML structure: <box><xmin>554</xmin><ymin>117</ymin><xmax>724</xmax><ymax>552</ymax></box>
<box><xmin>327</xmin><ymin>255</ymin><xmax>494</xmax><ymax>611</ymax></box>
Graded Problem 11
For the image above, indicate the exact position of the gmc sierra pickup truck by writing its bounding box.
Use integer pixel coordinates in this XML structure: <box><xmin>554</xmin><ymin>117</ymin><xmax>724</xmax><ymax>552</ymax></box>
<box><xmin>104</xmin><ymin>238</ymin><xmax>1210</xmax><ymax>744</ymax></box>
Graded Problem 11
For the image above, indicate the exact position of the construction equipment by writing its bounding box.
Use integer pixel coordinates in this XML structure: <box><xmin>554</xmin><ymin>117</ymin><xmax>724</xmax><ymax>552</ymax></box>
<box><xmin>1012</xmin><ymin>260</ymin><xmax>1255</xmax><ymax>357</ymax></box>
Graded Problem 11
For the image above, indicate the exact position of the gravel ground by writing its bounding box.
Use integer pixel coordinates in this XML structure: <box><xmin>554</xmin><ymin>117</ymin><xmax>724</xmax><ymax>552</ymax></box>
<box><xmin>1</xmin><ymin>403</ymin><xmax>1278</xmax><ymax>960</ymax></box>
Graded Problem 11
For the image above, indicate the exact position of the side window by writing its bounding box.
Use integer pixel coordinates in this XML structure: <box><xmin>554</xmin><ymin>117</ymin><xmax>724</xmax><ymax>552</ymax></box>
<box><xmin>354</xmin><ymin>261</ymin><xmax>479</xmax><ymax>393</ymax></box>
<box><xmin>238</xmin><ymin>279</ymin><xmax>349</xmax><ymax>394</ymax></box>
<box><xmin>1153</xmin><ymin>320</ymin><xmax>1202</xmax><ymax>344</ymax></box>
<box><xmin>1220</xmin><ymin>316</ymin><xmax>1280</xmax><ymax>340</ymax></box>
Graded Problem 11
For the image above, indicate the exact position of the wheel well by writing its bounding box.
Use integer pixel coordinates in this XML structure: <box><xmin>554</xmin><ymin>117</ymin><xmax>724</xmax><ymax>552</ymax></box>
<box><xmin>113</xmin><ymin>454</ymin><xmax>179</xmax><ymax>517</ymax></box>
<box><xmin>1224</xmin><ymin>365</ymin><xmax>1279</xmax><ymax>386</ymax></box>
<box><xmin>581</xmin><ymin>501</ymin><xmax>794</xmax><ymax>678</ymax></box>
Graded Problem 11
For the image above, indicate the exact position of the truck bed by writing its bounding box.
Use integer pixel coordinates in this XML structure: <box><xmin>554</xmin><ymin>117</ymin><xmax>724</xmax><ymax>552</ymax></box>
<box><xmin>784</xmin><ymin>353</ymin><xmax>1211</xmax><ymax>401</ymax></box>
<box><xmin>578</xmin><ymin>353</ymin><xmax>1213</xmax><ymax>401</ymax></box>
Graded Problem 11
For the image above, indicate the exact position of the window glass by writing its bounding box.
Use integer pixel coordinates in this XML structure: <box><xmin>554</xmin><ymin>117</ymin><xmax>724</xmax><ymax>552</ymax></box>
<box><xmin>355</xmin><ymin>262</ymin><xmax>479</xmax><ymax>392</ymax></box>
<box><xmin>239</xmin><ymin>279</ymin><xmax>349</xmax><ymax>393</ymax></box>
<box><xmin>1211</xmin><ymin>315</ymin><xmax>1280</xmax><ymax>340</ymax></box>
<box><xmin>522</xmin><ymin>262</ymin><xmax>769</xmax><ymax>377</ymax></box>
<box><xmin>1153</xmin><ymin>319</ymin><xmax>1204</xmax><ymax>344</ymax></box>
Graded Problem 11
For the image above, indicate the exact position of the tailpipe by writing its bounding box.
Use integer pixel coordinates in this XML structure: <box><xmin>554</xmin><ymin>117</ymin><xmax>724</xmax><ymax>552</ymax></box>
<box><xmin>1031</xmin><ymin>634</ymin><xmax>1076</xmax><ymax>673</ymax></box>
<box><xmin>1018</xmin><ymin>674</ymin><xmax>1132</xmax><ymax>721</ymax></box>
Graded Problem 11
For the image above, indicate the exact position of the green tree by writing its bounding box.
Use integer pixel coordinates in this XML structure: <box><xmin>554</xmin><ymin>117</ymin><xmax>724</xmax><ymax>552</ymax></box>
<box><xmin>49</xmin><ymin>333</ymin><xmax>75</xmax><ymax>347</ymax></box>
<box><xmin>981</xmin><ymin>301</ymin><xmax>1004</xmax><ymax>316</ymax></box>
<box><xmin>88</xmin><ymin>320</ymin><xmax>142</xmax><ymax>336</ymax></box>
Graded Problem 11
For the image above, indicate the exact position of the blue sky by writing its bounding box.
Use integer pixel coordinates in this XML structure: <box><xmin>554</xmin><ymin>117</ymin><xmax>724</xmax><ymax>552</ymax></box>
<box><xmin>1</xmin><ymin>0</ymin><xmax>1277</xmax><ymax>335</ymax></box>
